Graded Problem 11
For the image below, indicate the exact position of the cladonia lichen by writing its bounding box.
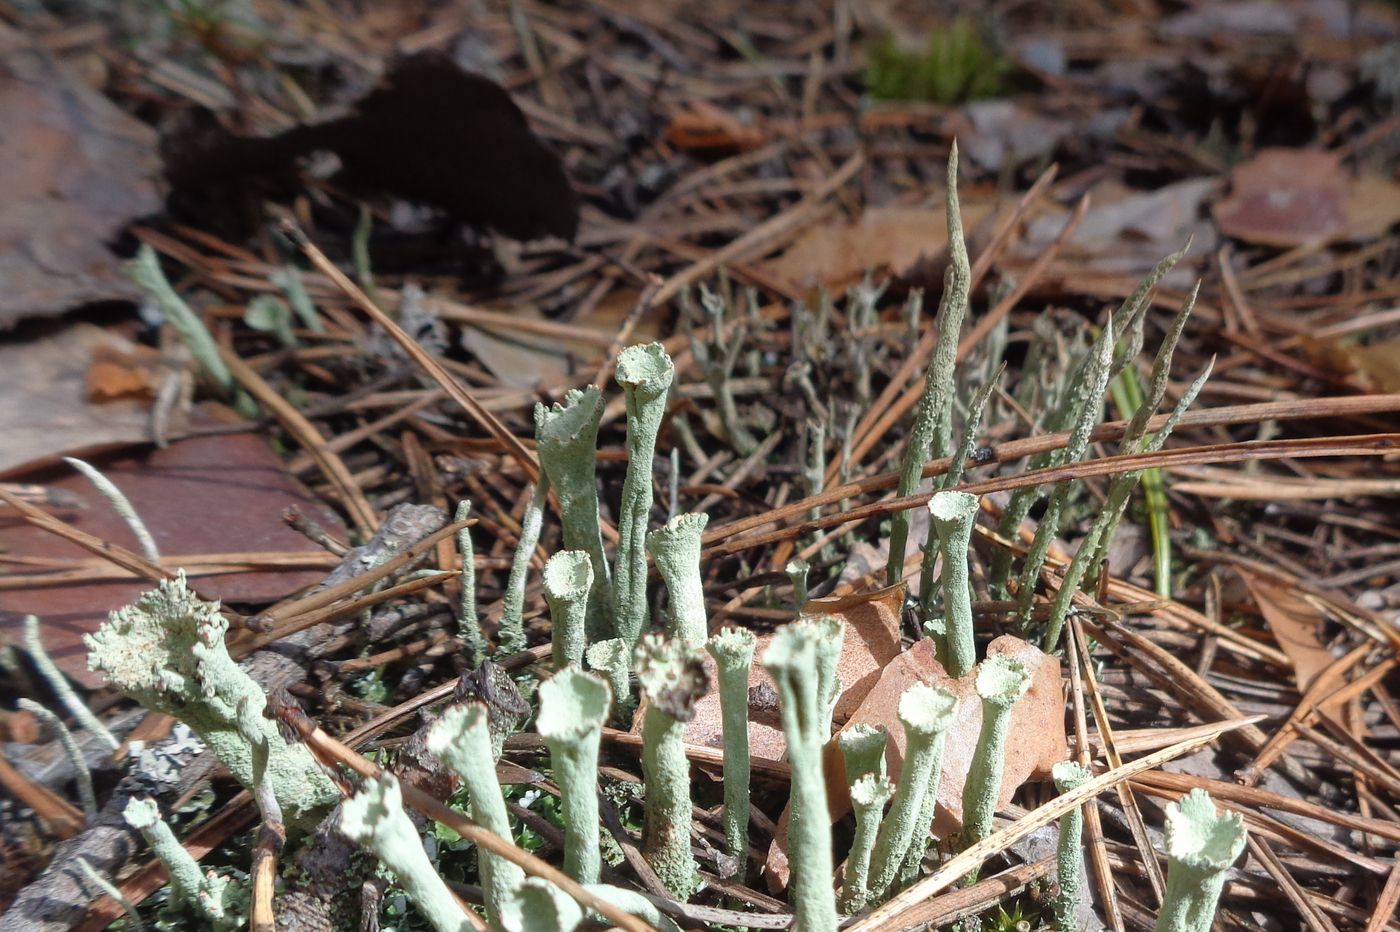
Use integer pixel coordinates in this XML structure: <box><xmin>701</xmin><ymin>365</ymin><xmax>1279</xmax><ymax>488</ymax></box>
<box><xmin>1155</xmin><ymin>790</ymin><xmax>1247</xmax><ymax>932</ymax></box>
<box><xmin>537</xmin><ymin>665</ymin><xmax>611</xmax><ymax>884</ymax></box>
<box><xmin>922</xmin><ymin>490</ymin><xmax>979</xmax><ymax>677</ymax></box>
<box><xmin>543</xmin><ymin>550</ymin><xmax>593</xmax><ymax>669</ymax></box>
<box><xmin>705</xmin><ymin>626</ymin><xmax>757</xmax><ymax>865</ymax></box>
<box><xmin>1052</xmin><ymin>761</ymin><xmax>1092</xmax><ymax>932</ymax></box>
<box><xmin>124</xmin><ymin>797</ymin><xmax>239</xmax><ymax>929</ymax></box>
<box><xmin>87</xmin><ymin>574</ymin><xmax>338</xmax><ymax>823</ymax></box>
<box><xmin>962</xmin><ymin>655</ymin><xmax>1032</xmax><ymax>853</ymax></box>
<box><xmin>646</xmin><ymin>513</ymin><xmax>710</xmax><ymax>648</ymax></box>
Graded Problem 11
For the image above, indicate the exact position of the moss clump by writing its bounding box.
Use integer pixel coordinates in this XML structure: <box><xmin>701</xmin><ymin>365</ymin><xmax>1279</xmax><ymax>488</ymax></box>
<box><xmin>865</xmin><ymin>19</ymin><xmax>1007</xmax><ymax>104</ymax></box>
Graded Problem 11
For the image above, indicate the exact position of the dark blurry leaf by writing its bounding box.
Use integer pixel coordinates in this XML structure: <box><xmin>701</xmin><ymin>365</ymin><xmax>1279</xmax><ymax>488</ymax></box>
<box><xmin>0</xmin><ymin>27</ymin><xmax>162</xmax><ymax>326</ymax></box>
<box><xmin>164</xmin><ymin>53</ymin><xmax>578</xmax><ymax>242</ymax></box>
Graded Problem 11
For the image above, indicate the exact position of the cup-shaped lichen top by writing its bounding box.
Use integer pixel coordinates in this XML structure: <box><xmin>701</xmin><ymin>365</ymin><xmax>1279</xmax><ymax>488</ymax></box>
<box><xmin>535</xmin><ymin>386</ymin><xmax>612</xmax><ymax>636</ymax></box>
<box><xmin>838</xmin><ymin>724</ymin><xmax>889</xmax><ymax>785</ymax></box>
<box><xmin>634</xmin><ymin>633</ymin><xmax>709</xmax><ymax>723</ymax></box>
<box><xmin>976</xmin><ymin>654</ymin><xmax>1032</xmax><ymax>708</ymax></box>
<box><xmin>500</xmin><ymin>877</ymin><xmax>584</xmax><ymax>932</ymax></box>
<box><xmin>87</xmin><ymin>573</ymin><xmax>338</xmax><ymax>821</ymax></box>
<box><xmin>1052</xmin><ymin>761</ymin><xmax>1093</xmax><ymax>932</ymax></box>
<box><xmin>1163</xmin><ymin>788</ymin><xmax>1247</xmax><ymax>873</ymax></box>
<box><xmin>927</xmin><ymin>489</ymin><xmax>980</xmax><ymax>678</ymax></box>
<box><xmin>898</xmin><ymin>681</ymin><xmax>961</xmax><ymax>737</ymax></box>
<box><xmin>613</xmin><ymin>343</ymin><xmax>676</xmax><ymax>649</ymax></box>
<box><xmin>646</xmin><ymin>513</ymin><xmax>710</xmax><ymax>648</ymax></box>
<box><xmin>1156</xmin><ymin>790</ymin><xmax>1247</xmax><ymax>932</ymax></box>
<box><xmin>962</xmin><ymin>655</ymin><xmax>1033</xmax><ymax>850</ymax></box>
<box><xmin>543</xmin><ymin>550</ymin><xmax>594</xmax><ymax>669</ymax></box>
<box><xmin>538</xmin><ymin>666</ymin><xmax>611</xmax><ymax>884</ymax></box>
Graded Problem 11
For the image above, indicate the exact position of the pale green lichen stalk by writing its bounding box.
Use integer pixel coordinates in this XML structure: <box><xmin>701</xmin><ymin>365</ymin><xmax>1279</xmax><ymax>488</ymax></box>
<box><xmin>537</xmin><ymin>666</ymin><xmax>611</xmax><ymax>884</ymax></box>
<box><xmin>646</xmin><ymin>513</ymin><xmax>710</xmax><ymax>648</ymax></box>
<box><xmin>841</xmin><ymin>773</ymin><xmax>894</xmax><ymax>914</ymax></box>
<box><xmin>886</xmin><ymin>144</ymin><xmax>970</xmax><ymax>586</ymax></box>
<box><xmin>634</xmin><ymin>633</ymin><xmax>707</xmax><ymax>898</ymax></box>
<box><xmin>535</xmin><ymin>387</ymin><xmax>613</xmax><ymax>638</ymax></box>
<box><xmin>804</xmin><ymin>614</ymin><xmax>846</xmax><ymax>744</ymax></box>
<box><xmin>65</xmin><ymin>457</ymin><xmax>160</xmax><ymax>562</ymax></box>
<box><xmin>785</xmin><ymin>557</ymin><xmax>809</xmax><ymax>611</ymax></box>
<box><xmin>866</xmin><ymin>683</ymin><xmax>959</xmax><ymax>899</ymax></box>
<box><xmin>426</xmin><ymin>703</ymin><xmax>525</xmax><ymax>926</ymax></box>
<box><xmin>921</xmin><ymin>490</ymin><xmax>980</xmax><ymax>677</ymax></box>
<box><xmin>25</xmin><ymin>614</ymin><xmax>118</xmax><ymax>752</ymax></box>
<box><xmin>586</xmin><ymin>637</ymin><xmax>634</xmax><ymax>721</ymax></box>
<box><xmin>543</xmin><ymin>551</ymin><xmax>594</xmax><ymax>669</ymax></box>
<box><xmin>87</xmin><ymin>574</ymin><xmax>338</xmax><ymax>823</ymax></box>
<box><xmin>124</xmin><ymin>797</ymin><xmax>238</xmax><ymax>929</ymax></box>
<box><xmin>705</xmin><ymin>626</ymin><xmax>757</xmax><ymax>866</ymax></box>
<box><xmin>499</xmin><ymin>479</ymin><xmax>550</xmax><ymax>655</ymax></box>
<box><xmin>613</xmin><ymin>343</ymin><xmax>675</xmax><ymax>649</ymax></box>
<box><xmin>1155</xmin><ymin>790</ymin><xmax>1247</xmax><ymax>932</ymax></box>
<box><xmin>962</xmin><ymin>656</ymin><xmax>1032</xmax><ymax>851</ymax></box>
<box><xmin>18</xmin><ymin>699</ymin><xmax>96</xmax><ymax>818</ymax></box>
<box><xmin>1052</xmin><ymin>761</ymin><xmax>1092</xmax><ymax>932</ymax></box>
<box><xmin>763</xmin><ymin>622</ymin><xmax>845</xmax><ymax>932</ymax></box>
<box><xmin>339</xmin><ymin>774</ymin><xmax>475</xmax><ymax>932</ymax></box>
<box><xmin>456</xmin><ymin>500</ymin><xmax>485</xmax><ymax>668</ymax></box>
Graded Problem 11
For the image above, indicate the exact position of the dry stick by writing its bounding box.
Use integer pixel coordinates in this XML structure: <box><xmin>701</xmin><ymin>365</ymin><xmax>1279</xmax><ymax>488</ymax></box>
<box><xmin>828</xmin><ymin>162</ymin><xmax>1061</xmax><ymax>490</ymax></box>
<box><xmin>649</xmin><ymin>151</ymin><xmax>863</xmax><ymax>308</ymax></box>
<box><xmin>1065</xmin><ymin>617</ymin><xmax>1126</xmax><ymax>932</ymax></box>
<box><xmin>846</xmin><ymin>718</ymin><xmax>1262</xmax><ymax>932</ymax></box>
<box><xmin>703</xmin><ymin>434</ymin><xmax>1400</xmax><ymax>558</ymax></box>
<box><xmin>275</xmin><ymin>707</ymin><xmax>655</xmax><ymax>932</ymax></box>
<box><xmin>247</xmin><ymin>573</ymin><xmax>451</xmax><ymax>650</ymax></box>
<box><xmin>1237</xmin><ymin>646</ymin><xmax>1392</xmax><ymax>784</ymax></box>
<box><xmin>280</xmin><ymin>220</ymin><xmax>541</xmax><ymax>483</ymax></box>
<box><xmin>219</xmin><ymin>345</ymin><xmax>378</xmax><ymax>535</ymax></box>
<box><xmin>1070</xmin><ymin>616</ymin><xmax>1165</xmax><ymax>904</ymax></box>
<box><xmin>1246</xmin><ymin>835</ymin><xmax>1340</xmax><ymax>932</ymax></box>
<box><xmin>704</xmin><ymin>394</ymin><xmax>1400</xmax><ymax>551</ymax></box>
<box><xmin>879</xmin><ymin>856</ymin><xmax>1055</xmax><ymax>931</ymax></box>
<box><xmin>1365</xmin><ymin>859</ymin><xmax>1400</xmax><ymax>932</ymax></box>
<box><xmin>0</xmin><ymin>486</ymin><xmax>174</xmax><ymax>585</ymax></box>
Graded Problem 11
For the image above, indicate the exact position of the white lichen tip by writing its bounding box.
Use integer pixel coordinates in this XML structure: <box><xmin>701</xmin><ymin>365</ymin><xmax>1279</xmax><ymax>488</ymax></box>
<box><xmin>976</xmin><ymin>655</ymin><xmax>1033</xmax><ymax>707</ymax></box>
<box><xmin>1053</xmin><ymin>760</ymin><xmax>1092</xmax><ymax>792</ymax></box>
<box><xmin>897</xmin><ymin>682</ymin><xmax>959</xmax><ymax>735</ymax></box>
<box><xmin>122</xmin><ymin>796</ymin><xmax>160</xmax><ymax>830</ymax></box>
<box><xmin>586</xmin><ymin>638</ymin><xmax>630</xmax><ymax>671</ymax></box>
<box><xmin>928</xmin><ymin>489</ymin><xmax>979</xmax><ymax>525</ymax></box>
<box><xmin>534</xmin><ymin>386</ymin><xmax>603</xmax><ymax>445</ymax></box>
<box><xmin>634</xmin><ymin>634</ymin><xmax>708</xmax><ymax>722</ymax></box>
<box><xmin>761</xmin><ymin>621</ymin><xmax>817</xmax><ymax>671</ymax></box>
<box><xmin>543</xmin><ymin>551</ymin><xmax>593</xmax><ymax>600</ymax></box>
<box><xmin>706</xmin><ymin>626</ymin><xmax>756</xmax><ymax>656</ymax></box>
<box><xmin>615</xmin><ymin>342</ymin><xmax>675</xmax><ymax>392</ymax></box>
<box><xmin>646</xmin><ymin>512</ymin><xmax>709</xmax><ymax>552</ymax></box>
<box><xmin>850</xmin><ymin>772</ymin><xmax>894</xmax><ymax>809</ymax></box>
<box><xmin>537</xmin><ymin>666</ymin><xmax>611</xmax><ymax>742</ymax></box>
<box><xmin>1164</xmin><ymin>789</ymin><xmax>1247</xmax><ymax>870</ymax></box>
<box><xmin>86</xmin><ymin>572</ymin><xmax>224</xmax><ymax>691</ymax></box>
<box><xmin>500</xmin><ymin>877</ymin><xmax>583</xmax><ymax>932</ymax></box>
<box><xmin>424</xmin><ymin>702</ymin><xmax>488</xmax><ymax>761</ymax></box>
<box><xmin>339</xmin><ymin>773</ymin><xmax>398</xmax><ymax>845</ymax></box>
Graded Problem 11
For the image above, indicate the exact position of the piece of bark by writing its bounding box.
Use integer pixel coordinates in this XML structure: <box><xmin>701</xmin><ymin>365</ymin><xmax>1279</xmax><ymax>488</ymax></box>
<box><xmin>1</xmin><ymin>504</ymin><xmax>446</xmax><ymax>932</ymax></box>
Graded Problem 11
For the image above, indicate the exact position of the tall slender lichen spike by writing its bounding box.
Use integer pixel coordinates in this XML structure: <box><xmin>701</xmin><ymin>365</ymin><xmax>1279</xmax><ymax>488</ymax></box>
<box><xmin>339</xmin><ymin>773</ymin><xmax>476</xmax><ymax>932</ymax></box>
<box><xmin>763</xmin><ymin>623</ymin><xmax>840</xmax><ymax>932</ymax></box>
<box><xmin>87</xmin><ymin>574</ymin><xmax>337</xmax><ymax>822</ymax></box>
<box><xmin>925</xmin><ymin>490</ymin><xmax>980</xmax><ymax>677</ymax></box>
<box><xmin>1155</xmin><ymin>790</ymin><xmax>1247</xmax><ymax>932</ymax></box>
<box><xmin>24</xmin><ymin>614</ymin><xmax>118</xmax><ymax>752</ymax></box>
<box><xmin>1052</xmin><ymin>761</ymin><xmax>1092</xmax><ymax>932</ymax></box>
<box><xmin>613</xmin><ymin>343</ymin><xmax>675</xmax><ymax>649</ymax></box>
<box><xmin>634</xmin><ymin>633</ymin><xmax>707</xmax><ymax>898</ymax></box>
<box><xmin>646</xmin><ymin>513</ymin><xmax>710</xmax><ymax>648</ymax></box>
<box><xmin>785</xmin><ymin>557</ymin><xmax>810</xmax><ymax>611</ymax></box>
<box><xmin>537</xmin><ymin>665</ymin><xmax>611</xmax><ymax>884</ymax></box>
<box><xmin>455</xmin><ymin>500</ymin><xmax>484</xmax><ymax>668</ymax></box>
<box><xmin>543</xmin><ymin>550</ymin><xmax>594</xmax><ymax>669</ymax></box>
<box><xmin>865</xmin><ymin>682</ymin><xmax>959</xmax><ymax>899</ymax></box>
<box><xmin>885</xmin><ymin>142</ymin><xmax>970</xmax><ymax>587</ymax></box>
<box><xmin>499</xmin><ymin>478</ymin><xmax>549</xmax><ymax>655</ymax></box>
<box><xmin>425</xmin><ymin>703</ymin><xmax>525</xmax><ymax>925</ymax></box>
<box><xmin>64</xmin><ymin>457</ymin><xmax>160</xmax><ymax>562</ymax></box>
<box><xmin>18</xmin><ymin>699</ymin><xmax>96</xmax><ymax>817</ymax></box>
<box><xmin>706</xmin><ymin>626</ymin><xmax>757</xmax><ymax>865</ymax></box>
<box><xmin>962</xmin><ymin>656</ymin><xmax>1033</xmax><ymax>851</ymax></box>
<box><xmin>535</xmin><ymin>386</ymin><xmax>613</xmax><ymax>638</ymax></box>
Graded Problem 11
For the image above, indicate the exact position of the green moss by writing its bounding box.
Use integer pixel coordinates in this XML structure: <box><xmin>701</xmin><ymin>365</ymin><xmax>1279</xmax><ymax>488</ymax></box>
<box><xmin>865</xmin><ymin>19</ymin><xmax>1008</xmax><ymax>105</ymax></box>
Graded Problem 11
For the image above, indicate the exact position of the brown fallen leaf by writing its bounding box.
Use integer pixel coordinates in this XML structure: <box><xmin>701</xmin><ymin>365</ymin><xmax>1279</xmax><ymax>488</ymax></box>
<box><xmin>0</xmin><ymin>26</ymin><xmax>161</xmax><ymax>325</ymax></box>
<box><xmin>763</xmin><ymin>634</ymin><xmax>1066</xmax><ymax>890</ymax></box>
<box><xmin>763</xmin><ymin>203</ymin><xmax>994</xmax><ymax>292</ymax></box>
<box><xmin>664</xmin><ymin>101</ymin><xmax>766</xmax><ymax>155</ymax></box>
<box><xmin>1301</xmin><ymin>335</ymin><xmax>1400</xmax><ymax>395</ymax></box>
<box><xmin>1212</xmin><ymin>148</ymin><xmax>1400</xmax><ymax>248</ymax></box>
<box><xmin>672</xmin><ymin>584</ymin><xmax>905</xmax><ymax>764</ymax></box>
<box><xmin>1239</xmin><ymin>570</ymin><xmax>1332</xmax><ymax>692</ymax></box>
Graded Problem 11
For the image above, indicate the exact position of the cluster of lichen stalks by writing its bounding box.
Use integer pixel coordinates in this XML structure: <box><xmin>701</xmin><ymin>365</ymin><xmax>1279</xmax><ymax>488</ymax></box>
<box><xmin>77</xmin><ymin>149</ymin><xmax>1246</xmax><ymax>932</ymax></box>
